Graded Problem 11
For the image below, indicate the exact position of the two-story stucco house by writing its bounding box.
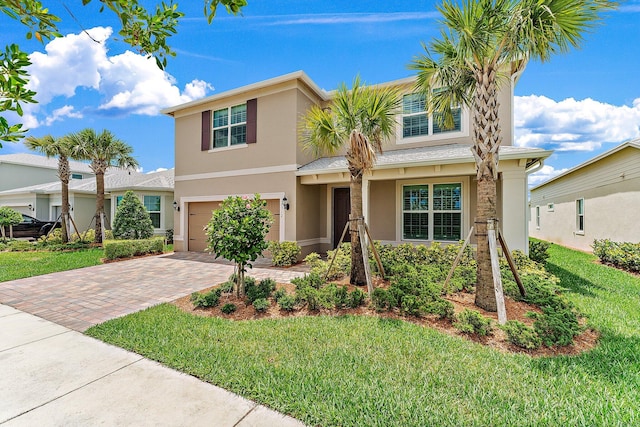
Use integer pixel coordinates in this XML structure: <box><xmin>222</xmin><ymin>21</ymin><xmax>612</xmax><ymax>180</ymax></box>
<box><xmin>163</xmin><ymin>71</ymin><xmax>551</xmax><ymax>255</ymax></box>
<box><xmin>529</xmin><ymin>139</ymin><xmax>640</xmax><ymax>252</ymax></box>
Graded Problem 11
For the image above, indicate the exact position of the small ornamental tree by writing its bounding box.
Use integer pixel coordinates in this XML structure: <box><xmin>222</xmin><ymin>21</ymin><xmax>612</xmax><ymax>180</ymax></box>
<box><xmin>205</xmin><ymin>194</ymin><xmax>272</xmax><ymax>298</ymax></box>
<box><xmin>0</xmin><ymin>206</ymin><xmax>22</xmax><ymax>242</ymax></box>
<box><xmin>112</xmin><ymin>191</ymin><xmax>154</xmax><ymax>240</ymax></box>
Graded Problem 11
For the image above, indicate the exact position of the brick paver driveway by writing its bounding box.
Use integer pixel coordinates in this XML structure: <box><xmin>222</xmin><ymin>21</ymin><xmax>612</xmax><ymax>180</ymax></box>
<box><xmin>0</xmin><ymin>252</ymin><xmax>307</xmax><ymax>331</ymax></box>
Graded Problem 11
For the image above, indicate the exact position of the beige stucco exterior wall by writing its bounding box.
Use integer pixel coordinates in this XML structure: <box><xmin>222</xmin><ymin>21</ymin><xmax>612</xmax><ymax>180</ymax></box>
<box><xmin>529</xmin><ymin>147</ymin><xmax>640</xmax><ymax>251</ymax></box>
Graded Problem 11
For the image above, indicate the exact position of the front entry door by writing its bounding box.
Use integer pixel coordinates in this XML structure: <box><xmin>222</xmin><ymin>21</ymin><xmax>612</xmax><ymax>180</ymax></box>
<box><xmin>333</xmin><ymin>187</ymin><xmax>351</xmax><ymax>248</ymax></box>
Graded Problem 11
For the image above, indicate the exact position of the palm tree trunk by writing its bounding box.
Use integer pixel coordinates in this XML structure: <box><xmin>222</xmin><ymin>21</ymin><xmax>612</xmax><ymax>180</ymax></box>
<box><xmin>472</xmin><ymin>67</ymin><xmax>501</xmax><ymax>312</ymax></box>
<box><xmin>59</xmin><ymin>156</ymin><xmax>70</xmax><ymax>243</ymax></box>
<box><xmin>349</xmin><ymin>173</ymin><xmax>367</xmax><ymax>286</ymax></box>
<box><xmin>95</xmin><ymin>171</ymin><xmax>105</xmax><ymax>244</ymax></box>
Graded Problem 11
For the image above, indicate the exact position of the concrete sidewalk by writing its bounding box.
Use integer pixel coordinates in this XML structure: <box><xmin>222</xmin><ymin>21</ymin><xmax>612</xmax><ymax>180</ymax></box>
<box><xmin>0</xmin><ymin>303</ymin><xmax>305</xmax><ymax>426</ymax></box>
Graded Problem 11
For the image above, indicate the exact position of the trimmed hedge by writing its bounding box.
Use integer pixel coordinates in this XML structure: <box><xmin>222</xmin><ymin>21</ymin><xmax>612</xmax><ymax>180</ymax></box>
<box><xmin>593</xmin><ymin>239</ymin><xmax>640</xmax><ymax>273</ymax></box>
<box><xmin>104</xmin><ymin>238</ymin><xmax>164</xmax><ymax>260</ymax></box>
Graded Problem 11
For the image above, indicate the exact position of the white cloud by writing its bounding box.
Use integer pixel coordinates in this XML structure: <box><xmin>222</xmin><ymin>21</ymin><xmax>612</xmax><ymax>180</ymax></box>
<box><xmin>265</xmin><ymin>12</ymin><xmax>439</xmax><ymax>26</ymax></box>
<box><xmin>44</xmin><ymin>106</ymin><xmax>83</xmax><ymax>126</ymax></box>
<box><xmin>528</xmin><ymin>165</ymin><xmax>569</xmax><ymax>187</ymax></box>
<box><xmin>514</xmin><ymin>95</ymin><xmax>640</xmax><ymax>152</ymax></box>
<box><xmin>24</xmin><ymin>26</ymin><xmax>214</xmax><ymax>127</ymax></box>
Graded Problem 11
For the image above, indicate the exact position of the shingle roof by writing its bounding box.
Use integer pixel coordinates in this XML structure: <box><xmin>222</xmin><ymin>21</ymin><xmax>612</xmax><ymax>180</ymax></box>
<box><xmin>530</xmin><ymin>138</ymin><xmax>640</xmax><ymax>191</ymax></box>
<box><xmin>0</xmin><ymin>168</ymin><xmax>174</xmax><ymax>195</ymax></box>
<box><xmin>297</xmin><ymin>144</ymin><xmax>552</xmax><ymax>175</ymax></box>
<box><xmin>0</xmin><ymin>153</ymin><xmax>93</xmax><ymax>174</ymax></box>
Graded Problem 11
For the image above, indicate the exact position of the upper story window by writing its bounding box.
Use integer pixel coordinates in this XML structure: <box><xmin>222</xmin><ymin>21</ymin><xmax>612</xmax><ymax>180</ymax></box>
<box><xmin>213</xmin><ymin>104</ymin><xmax>247</xmax><ymax>148</ymax></box>
<box><xmin>401</xmin><ymin>93</ymin><xmax>462</xmax><ymax>141</ymax></box>
<box><xmin>71</xmin><ymin>173</ymin><xmax>83</xmax><ymax>179</ymax></box>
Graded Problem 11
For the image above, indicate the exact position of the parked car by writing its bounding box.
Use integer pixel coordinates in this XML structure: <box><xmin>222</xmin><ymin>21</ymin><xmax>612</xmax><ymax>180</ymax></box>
<box><xmin>10</xmin><ymin>214</ymin><xmax>60</xmax><ymax>239</ymax></box>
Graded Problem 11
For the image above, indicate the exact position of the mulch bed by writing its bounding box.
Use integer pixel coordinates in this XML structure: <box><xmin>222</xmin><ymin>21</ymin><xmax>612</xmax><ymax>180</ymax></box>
<box><xmin>172</xmin><ymin>278</ymin><xmax>599</xmax><ymax>358</ymax></box>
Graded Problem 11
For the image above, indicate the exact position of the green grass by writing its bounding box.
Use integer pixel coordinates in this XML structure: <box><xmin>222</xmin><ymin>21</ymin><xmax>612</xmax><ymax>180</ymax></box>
<box><xmin>0</xmin><ymin>249</ymin><xmax>104</xmax><ymax>282</ymax></box>
<box><xmin>86</xmin><ymin>243</ymin><xmax>640</xmax><ymax>426</ymax></box>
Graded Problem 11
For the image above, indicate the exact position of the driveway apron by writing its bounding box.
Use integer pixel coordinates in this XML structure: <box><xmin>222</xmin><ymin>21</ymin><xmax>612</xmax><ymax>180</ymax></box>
<box><xmin>0</xmin><ymin>252</ymin><xmax>307</xmax><ymax>332</ymax></box>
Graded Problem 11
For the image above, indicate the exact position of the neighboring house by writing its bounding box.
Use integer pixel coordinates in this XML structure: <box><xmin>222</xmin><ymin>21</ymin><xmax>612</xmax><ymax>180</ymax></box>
<box><xmin>162</xmin><ymin>70</ymin><xmax>551</xmax><ymax>254</ymax></box>
<box><xmin>0</xmin><ymin>168</ymin><xmax>174</xmax><ymax>236</ymax></box>
<box><xmin>0</xmin><ymin>153</ymin><xmax>94</xmax><ymax>208</ymax></box>
<box><xmin>529</xmin><ymin>139</ymin><xmax>640</xmax><ymax>252</ymax></box>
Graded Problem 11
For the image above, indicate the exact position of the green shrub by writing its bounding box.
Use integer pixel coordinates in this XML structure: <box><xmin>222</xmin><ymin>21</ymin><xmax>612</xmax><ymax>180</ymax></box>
<box><xmin>424</xmin><ymin>299</ymin><xmax>455</xmax><ymax>320</ymax></box>
<box><xmin>221</xmin><ymin>303</ymin><xmax>237</xmax><ymax>314</ymax></box>
<box><xmin>334</xmin><ymin>285</ymin><xmax>349</xmax><ymax>308</ymax></box>
<box><xmin>347</xmin><ymin>288</ymin><xmax>366</xmax><ymax>308</ymax></box>
<box><xmin>304</xmin><ymin>244</ymin><xmax>351</xmax><ymax>280</ymax></box>
<box><xmin>529</xmin><ymin>240</ymin><xmax>551</xmax><ymax>263</ymax></box>
<box><xmin>277</xmin><ymin>294</ymin><xmax>296</xmax><ymax>311</ymax></box>
<box><xmin>112</xmin><ymin>190</ymin><xmax>154</xmax><ymax>239</ymax></box>
<box><xmin>454</xmin><ymin>309</ymin><xmax>494</xmax><ymax>336</ymax></box>
<box><xmin>70</xmin><ymin>228</ymin><xmax>114</xmax><ymax>242</ymax></box>
<box><xmin>103</xmin><ymin>237</ymin><xmax>164</xmax><ymax>260</ymax></box>
<box><xmin>593</xmin><ymin>239</ymin><xmax>640</xmax><ymax>273</ymax></box>
<box><xmin>400</xmin><ymin>294</ymin><xmax>423</xmax><ymax>316</ymax></box>
<box><xmin>245</xmin><ymin>277</ymin><xmax>275</xmax><ymax>303</ymax></box>
<box><xmin>219</xmin><ymin>281</ymin><xmax>234</xmax><ymax>294</ymax></box>
<box><xmin>190</xmin><ymin>289</ymin><xmax>221</xmax><ymax>308</ymax></box>
<box><xmin>528</xmin><ymin>306</ymin><xmax>582</xmax><ymax>347</ymax></box>
<box><xmin>291</xmin><ymin>272</ymin><xmax>323</xmax><ymax>290</ymax></box>
<box><xmin>268</xmin><ymin>241</ymin><xmax>301</xmax><ymax>266</ymax></box>
<box><xmin>0</xmin><ymin>206</ymin><xmax>22</xmax><ymax>242</ymax></box>
<box><xmin>253</xmin><ymin>298</ymin><xmax>270</xmax><ymax>312</ymax></box>
<box><xmin>273</xmin><ymin>287</ymin><xmax>287</xmax><ymax>301</ymax></box>
<box><xmin>371</xmin><ymin>288</ymin><xmax>389</xmax><ymax>311</ymax></box>
<box><xmin>501</xmin><ymin>320</ymin><xmax>541</xmax><ymax>350</ymax></box>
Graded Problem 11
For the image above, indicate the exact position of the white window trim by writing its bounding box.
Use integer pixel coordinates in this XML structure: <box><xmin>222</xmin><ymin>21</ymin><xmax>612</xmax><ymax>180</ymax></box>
<box><xmin>208</xmin><ymin>143</ymin><xmax>248</xmax><ymax>153</ymax></box>
<box><xmin>576</xmin><ymin>198</ymin><xmax>585</xmax><ymax>235</ymax></box>
<box><xmin>535</xmin><ymin>205</ymin><xmax>541</xmax><ymax>229</ymax></box>
<box><xmin>212</xmin><ymin>104</ymin><xmax>247</xmax><ymax>149</ymax></box>
<box><xmin>547</xmin><ymin>203</ymin><xmax>554</xmax><ymax>212</ymax></box>
<box><xmin>396</xmin><ymin>177</ymin><xmax>469</xmax><ymax>243</ymax></box>
<box><xmin>143</xmin><ymin>195</ymin><xmax>162</xmax><ymax>230</ymax></box>
<box><xmin>395</xmin><ymin>94</ymin><xmax>469</xmax><ymax>145</ymax></box>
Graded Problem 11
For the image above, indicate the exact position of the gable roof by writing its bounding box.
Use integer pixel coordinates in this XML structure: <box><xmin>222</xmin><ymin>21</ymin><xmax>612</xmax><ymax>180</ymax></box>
<box><xmin>0</xmin><ymin>169</ymin><xmax>174</xmax><ymax>196</ymax></box>
<box><xmin>161</xmin><ymin>70</ymin><xmax>329</xmax><ymax>116</ymax></box>
<box><xmin>530</xmin><ymin>139</ymin><xmax>640</xmax><ymax>191</ymax></box>
<box><xmin>0</xmin><ymin>153</ymin><xmax>93</xmax><ymax>174</ymax></box>
<box><xmin>297</xmin><ymin>144</ymin><xmax>552</xmax><ymax>176</ymax></box>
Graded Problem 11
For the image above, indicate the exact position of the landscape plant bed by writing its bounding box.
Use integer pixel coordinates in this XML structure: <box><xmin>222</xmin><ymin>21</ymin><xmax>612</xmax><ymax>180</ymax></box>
<box><xmin>172</xmin><ymin>279</ymin><xmax>598</xmax><ymax>357</ymax></box>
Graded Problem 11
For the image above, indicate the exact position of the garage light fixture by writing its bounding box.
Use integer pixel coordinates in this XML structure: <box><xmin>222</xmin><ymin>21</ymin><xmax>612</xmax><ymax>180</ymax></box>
<box><xmin>282</xmin><ymin>197</ymin><xmax>289</xmax><ymax>211</ymax></box>
<box><xmin>172</xmin><ymin>200</ymin><xmax>180</xmax><ymax>212</ymax></box>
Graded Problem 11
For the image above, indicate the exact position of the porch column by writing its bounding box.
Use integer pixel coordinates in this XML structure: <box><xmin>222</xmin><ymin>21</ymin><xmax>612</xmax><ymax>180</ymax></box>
<box><xmin>501</xmin><ymin>170</ymin><xmax>528</xmax><ymax>253</ymax></box>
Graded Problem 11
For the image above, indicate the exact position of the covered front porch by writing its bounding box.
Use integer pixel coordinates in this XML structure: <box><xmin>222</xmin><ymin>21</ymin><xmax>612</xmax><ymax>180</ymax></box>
<box><xmin>296</xmin><ymin>144</ymin><xmax>551</xmax><ymax>255</ymax></box>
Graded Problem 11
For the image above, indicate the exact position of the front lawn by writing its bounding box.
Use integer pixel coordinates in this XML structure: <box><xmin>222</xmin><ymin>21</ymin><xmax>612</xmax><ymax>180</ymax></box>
<box><xmin>86</xmin><ymin>243</ymin><xmax>640</xmax><ymax>426</ymax></box>
<box><xmin>0</xmin><ymin>248</ymin><xmax>105</xmax><ymax>282</ymax></box>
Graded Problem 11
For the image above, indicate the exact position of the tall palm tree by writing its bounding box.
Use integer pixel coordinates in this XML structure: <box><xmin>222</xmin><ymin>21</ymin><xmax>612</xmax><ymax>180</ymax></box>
<box><xmin>409</xmin><ymin>0</ymin><xmax>615</xmax><ymax>311</ymax></box>
<box><xmin>300</xmin><ymin>76</ymin><xmax>400</xmax><ymax>286</ymax></box>
<box><xmin>25</xmin><ymin>135</ymin><xmax>75</xmax><ymax>243</ymax></box>
<box><xmin>66</xmin><ymin>128</ymin><xmax>138</xmax><ymax>244</ymax></box>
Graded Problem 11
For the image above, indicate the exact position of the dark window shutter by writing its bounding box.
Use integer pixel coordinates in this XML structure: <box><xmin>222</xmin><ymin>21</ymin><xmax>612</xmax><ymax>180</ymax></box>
<box><xmin>246</xmin><ymin>98</ymin><xmax>257</xmax><ymax>144</ymax></box>
<box><xmin>201</xmin><ymin>110</ymin><xmax>211</xmax><ymax>151</ymax></box>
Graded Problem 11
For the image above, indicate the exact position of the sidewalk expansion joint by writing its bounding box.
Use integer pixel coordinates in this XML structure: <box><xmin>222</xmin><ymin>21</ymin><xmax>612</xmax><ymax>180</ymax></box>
<box><xmin>232</xmin><ymin>403</ymin><xmax>259</xmax><ymax>427</ymax></box>
<box><xmin>0</xmin><ymin>356</ymin><xmax>144</xmax><ymax>424</ymax></box>
<box><xmin>0</xmin><ymin>330</ymin><xmax>72</xmax><ymax>353</ymax></box>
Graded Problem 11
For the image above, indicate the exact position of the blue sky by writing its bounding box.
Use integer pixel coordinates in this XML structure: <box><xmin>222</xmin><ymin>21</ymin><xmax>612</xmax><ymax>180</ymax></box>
<box><xmin>2</xmin><ymin>0</ymin><xmax>639</xmax><ymax>185</ymax></box>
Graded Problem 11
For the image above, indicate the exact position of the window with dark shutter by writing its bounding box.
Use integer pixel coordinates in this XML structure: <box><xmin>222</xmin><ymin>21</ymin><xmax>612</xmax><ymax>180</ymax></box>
<box><xmin>201</xmin><ymin>110</ymin><xmax>211</xmax><ymax>151</ymax></box>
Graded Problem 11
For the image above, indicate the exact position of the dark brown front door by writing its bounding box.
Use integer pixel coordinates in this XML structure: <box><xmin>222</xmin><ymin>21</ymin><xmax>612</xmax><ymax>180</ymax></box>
<box><xmin>333</xmin><ymin>187</ymin><xmax>351</xmax><ymax>248</ymax></box>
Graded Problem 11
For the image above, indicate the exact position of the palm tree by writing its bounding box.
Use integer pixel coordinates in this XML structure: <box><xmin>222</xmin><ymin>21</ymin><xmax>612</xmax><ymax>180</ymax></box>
<box><xmin>409</xmin><ymin>0</ymin><xmax>615</xmax><ymax>311</ymax></box>
<box><xmin>300</xmin><ymin>76</ymin><xmax>400</xmax><ymax>286</ymax></box>
<box><xmin>66</xmin><ymin>128</ymin><xmax>138</xmax><ymax>244</ymax></box>
<box><xmin>25</xmin><ymin>135</ymin><xmax>76</xmax><ymax>243</ymax></box>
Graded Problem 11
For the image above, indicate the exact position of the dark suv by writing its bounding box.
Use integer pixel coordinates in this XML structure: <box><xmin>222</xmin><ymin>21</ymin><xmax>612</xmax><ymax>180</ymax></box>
<box><xmin>11</xmin><ymin>214</ymin><xmax>60</xmax><ymax>239</ymax></box>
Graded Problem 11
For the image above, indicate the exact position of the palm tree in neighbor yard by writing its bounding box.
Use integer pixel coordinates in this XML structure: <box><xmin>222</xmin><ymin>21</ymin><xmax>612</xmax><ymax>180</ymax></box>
<box><xmin>66</xmin><ymin>128</ymin><xmax>138</xmax><ymax>244</ymax></box>
<box><xmin>409</xmin><ymin>0</ymin><xmax>616</xmax><ymax>311</ymax></box>
<box><xmin>300</xmin><ymin>76</ymin><xmax>400</xmax><ymax>286</ymax></box>
<box><xmin>25</xmin><ymin>135</ymin><xmax>76</xmax><ymax>243</ymax></box>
